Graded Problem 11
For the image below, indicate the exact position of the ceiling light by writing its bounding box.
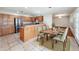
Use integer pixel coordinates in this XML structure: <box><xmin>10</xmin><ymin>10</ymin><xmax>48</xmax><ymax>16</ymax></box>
<box><xmin>55</xmin><ymin>14</ymin><xmax>69</xmax><ymax>17</ymax></box>
<box><xmin>24</xmin><ymin>7</ymin><xmax>28</xmax><ymax>8</ymax></box>
<box><xmin>58</xmin><ymin>16</ymin><xmax>62</xmax><ymax>18</ymax></box>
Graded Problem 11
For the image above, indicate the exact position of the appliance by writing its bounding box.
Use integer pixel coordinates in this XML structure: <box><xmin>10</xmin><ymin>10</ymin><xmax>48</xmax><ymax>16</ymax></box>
<box><xmin>14</xmin><ymin>18</ymin><xmax>23</xmax><ymax>33</ymax></box>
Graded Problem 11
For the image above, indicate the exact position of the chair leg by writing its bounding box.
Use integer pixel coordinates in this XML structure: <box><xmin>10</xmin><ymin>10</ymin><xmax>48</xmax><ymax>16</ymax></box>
<box><xmin>41</xmin><ymin>37</ymin><xmax>44</xmax><ymax>45</ymax></box>
<box><xmin>37</xmin><ymin>35</ymin><xmax>39</xmax><ymax>41</ymax></box>
<box><xmin>37</xmin><ymin>35</ymin><xmax>41</xmax><ymax>41</ymax></box>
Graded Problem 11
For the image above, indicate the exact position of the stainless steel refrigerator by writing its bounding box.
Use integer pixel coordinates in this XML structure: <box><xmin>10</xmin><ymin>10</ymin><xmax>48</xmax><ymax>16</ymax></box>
<box><xmin>14</xmin><ymin>18</ymin><xmax>23</xmax><ymax>33</ymax></box>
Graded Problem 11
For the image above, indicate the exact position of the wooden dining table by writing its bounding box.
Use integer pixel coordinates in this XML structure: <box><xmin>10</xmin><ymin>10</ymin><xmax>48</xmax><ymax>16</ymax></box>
<box><xmin>40</xmin><ymin>27</ymin><xmax>67</xmax><ymax>51</ymax></box>
<box><xmin>40</xmin><ymin>29</ymin><xmax>59</xmax><ymax>41</ymax></box>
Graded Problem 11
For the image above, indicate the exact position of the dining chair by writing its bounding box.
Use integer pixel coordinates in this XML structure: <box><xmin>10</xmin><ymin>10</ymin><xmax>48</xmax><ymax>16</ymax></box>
<box><xmin>51</xmin><ymin>27</ymin><xmax>68</xmax><ymax>51</ymax></box>
<box><xmin>49</xmin><ymin>27</ymin><xmax>58</xmax><ymax>40</ymax></box>
<box><xmin>37</xmin><ymin>25</ymin><xmax>49</xmax><ymax>41</ymax></box>
<box><xmin>37</xmin><ymin>26</ymin><xmax>43</xmax><ymax>41</ymax></box>
<box><xmin>42</xmin><ymin>25</ymin><xmax>49</xmax><ymax>30</ymax></box>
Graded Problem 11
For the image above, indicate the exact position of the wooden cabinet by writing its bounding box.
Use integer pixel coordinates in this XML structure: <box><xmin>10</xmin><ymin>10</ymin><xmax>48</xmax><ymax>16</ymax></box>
<box><xmin>0</xmin><ymin>14</ymin><xmax>3</xmax><ymax>36</ymax></box>
<box><xmin>36</xmin><ymin>16</ymin><xmax>43</xmax><ymax>22</ymax></box>
<box><xmin>20</xmin><ymin>27</ymin><xmax>24</xmax><ymax>42</ymax></box>
<box><xmin>8</xmin><ymin>15</ymin><xmax>15</xmax><ymax>34</ymax></box>
<box><xmin>2</xmin><ymin>14</ymin><xmax>8</xmax><ymax>26</ymax></box>
<box><xmin>0</xmin><ymin>26</ymin><xmax>2</xmax><ymax>36</ymax></box>
<box><xmin>29</xmin><ymin>26</ymin><xmax>35</xmax><ymax>39</ymax></box>
<box><xmin>7</xmin><ymin>25</ymin><xmax>15</xmax><ymax>34</ymax></box>
<box><xmin>20</xmin><ymin>24</ymin><xmax>44</xmax><ymax>42</ymax></box>
<box><xmin>2</xmin><ymin>14</ymin><xmax>9</xmax><ymax>35</ymax></box>
<box><xmin>2</xmin><ymin>26</ymin><xmax>8</xmax><ymax>35</ymax></box>
<box><xmin>31</xmin><ymin>17</ymin><xmax>36</xmax><ymax>22</ymax></box>
<box><xmin>0</xmin><ymin>14</ymin><xmax>15</xmax><ymax>36</ymax></box>
<box><xmin>23</xmin><ymin>16</ymin><xmax>32</xmax><ymax>22</ymax></box>
<box><xmin>8</xmin><ymin>15</ymin><xmax>14</xmax><ymax>25</ymax></box>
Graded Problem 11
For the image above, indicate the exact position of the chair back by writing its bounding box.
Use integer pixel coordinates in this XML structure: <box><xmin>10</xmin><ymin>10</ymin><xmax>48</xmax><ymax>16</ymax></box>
<box><xmin>42</xmin><ymin>25</ymin><xmax>49</xmax><ymax>30</ymax></box>
<box><xmin>37</xmin><ymin>26</ymin><xmax>43</xmax><ymax>32</ymax></box>
<box><xmin>61</xmin><ymin>27</ymin><xmax>68</xmax><ymax>42</ymax></box>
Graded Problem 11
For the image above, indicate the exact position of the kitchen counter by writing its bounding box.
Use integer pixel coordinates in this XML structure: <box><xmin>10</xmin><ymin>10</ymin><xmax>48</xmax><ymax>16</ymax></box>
<box><xmin>19</xmin><ymin>23</ymin><xmax>45</xmax><ymax>42</ymax></box>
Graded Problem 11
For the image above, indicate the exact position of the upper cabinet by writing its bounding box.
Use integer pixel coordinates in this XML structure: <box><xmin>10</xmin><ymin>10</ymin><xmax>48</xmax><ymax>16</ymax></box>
<box><xmin>31</xmin><ymin>17</ymin><xmax>36</xmax><ymax>22</ymax></box>
<box><xmin>23</xmin><ymin>16</ymin><xmax>32</xmax><ymax>22</ymax></box>
<box><xmin>36</xmin><ymin>16</ymin><xmax>43</xmax><ymax>22</ymax></box>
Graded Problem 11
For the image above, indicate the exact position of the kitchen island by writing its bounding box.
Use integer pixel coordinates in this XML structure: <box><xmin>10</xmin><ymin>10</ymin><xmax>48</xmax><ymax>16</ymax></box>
<box><xmin>19</xmin><ymin>24</ymin><xmax>46</xmax><ymax>42</ymax></box>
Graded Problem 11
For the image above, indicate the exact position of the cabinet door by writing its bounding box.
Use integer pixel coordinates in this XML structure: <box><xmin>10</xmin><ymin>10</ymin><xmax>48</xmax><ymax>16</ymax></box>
<box><xmin>2</xmin><ymin>26</ymin><xmax>8</xmax><ymax>35</ymax></box>
<box><xmin>7</xmin><ymin>25</ymin><xmax>12</xmax><ymax>34</ymax></box>
<box><xmin>20</xmin><ymin>28</ymin><xmax>24</xmax><ymax>42</ymax></box>
<box><xmin>8</xmin><ymin>15</ymin><xmax>14</xmax><ymax>25</ymax></box>
<box><xmin>2</xmin><ymin>14</ymin><xmax>9</xmax><ymax>35</ymax></box>
<box><xmin>0</xmin><ymin>14</ymin><xmax>3</xmax><ymax>24</ymax></box>
<box><xmin>23</xmin><ymin>16</ymin><xmax>32</xmax><ymax>22</ymax></box>
<box><xmin>36</xmin><ymin>16</ymin><xmax>43</xmax><ymax>22</ymax></box>
<box><xmin>0</xmin><ymin>14</ymin><xmax>2</xmax><ymax>36</ymax></box>
<box><xmin>31</xmin><ymin>17</ymin><xmax>35</xmax><ymax>22</ymax></box>
<box><xmin>8</xmin><ymin>15</ymin><xmax>15</xmax><ymax>33</ymax></box>
<box><xmin>0</xmin><ymin>26</ymin><xmax>2</xmax><ymax>36</ymax></box>
<box><xmin>24</xmin><ymin>27</ymin><xmax>30</xmax><ymax>41</ymax></box>
<box><xmin>10</xmin><ymin>25</ymin><xmax>15</xmax><ymax>33</ymax></box>
<box><xmin>2</xmin><ymin>14</ymin><xmax>8</xmax><ymax>26</ymax></box>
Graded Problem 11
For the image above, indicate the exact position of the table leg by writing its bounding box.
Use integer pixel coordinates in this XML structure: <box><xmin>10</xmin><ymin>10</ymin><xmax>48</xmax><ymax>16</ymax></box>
<box><xmin>46</xmin><ymin>34</ymin><xmax>49</xmax><ymax>41</ymax></box>
<box><xmin>55</xmin><ymin>40</ymin><xmax>57</xmax><ymax>43</ymax></box>
<box><xmin>63</xmin><ymin>40</ymin><xmax>66</xmax><ymax>51</ymax></box>
<box><xmin>52</xmin><ymin>40</ymin><xmax>54</xmax><ymax>48</ymax></box>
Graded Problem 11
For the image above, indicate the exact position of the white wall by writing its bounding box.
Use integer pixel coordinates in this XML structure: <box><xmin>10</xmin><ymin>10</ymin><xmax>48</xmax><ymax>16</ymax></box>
<box><xmin>43</xmin><ymin>15</ymin><xmax>53</xmax><ymax>28</ymax></box>
<box><xmin>54</xmin><ymin>16</ymin><xmax>69</xmax><ymax>27</ymax></box>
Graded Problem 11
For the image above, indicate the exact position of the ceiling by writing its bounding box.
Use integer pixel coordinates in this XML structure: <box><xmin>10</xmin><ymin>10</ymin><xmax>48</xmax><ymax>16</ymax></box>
<box><xmin>0</xmin><ymin>7</ymin><xmax>77</xmax><ymax>16</ymax></box>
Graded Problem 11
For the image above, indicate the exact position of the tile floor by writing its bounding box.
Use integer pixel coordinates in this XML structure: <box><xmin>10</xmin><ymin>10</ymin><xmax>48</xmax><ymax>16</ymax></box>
<box><xmin>0</xmin><ymin>33</ymin><xmax>79</xmax><ymax>51</ymax></box>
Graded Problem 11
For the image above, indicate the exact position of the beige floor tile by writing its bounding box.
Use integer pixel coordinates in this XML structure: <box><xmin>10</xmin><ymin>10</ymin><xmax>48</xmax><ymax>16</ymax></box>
<box><xmin>0</xmin><ymin>33</ymin><xmax>79</xmax><ymax>51</ymax></box>
<box><xmin>10</xmin><ymin>45</ymin><xmax>24</xmax><ymax>51</ymax></box>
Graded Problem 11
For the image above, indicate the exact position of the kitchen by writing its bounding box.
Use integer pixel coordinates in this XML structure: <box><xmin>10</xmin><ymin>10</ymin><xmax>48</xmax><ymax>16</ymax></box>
<box><xmin>0</xmin><ymin>7</ymin><xmax>79</xmax><ymax>51</ymax></box>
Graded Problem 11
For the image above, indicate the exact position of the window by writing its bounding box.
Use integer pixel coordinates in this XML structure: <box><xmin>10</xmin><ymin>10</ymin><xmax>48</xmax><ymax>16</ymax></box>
<box><xmin>75</xmin><ymin>12</ymin><xmax>79</xmax><ymax>41</ymax></box>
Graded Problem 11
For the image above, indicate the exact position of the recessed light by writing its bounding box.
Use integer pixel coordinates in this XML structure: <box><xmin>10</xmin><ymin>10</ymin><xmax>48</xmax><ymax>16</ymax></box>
<box><xmin>25</xmin><ymin>7</ymin><xmax>28</xmax><ymax>8</ymax></box>
<box><xmin>48</xmin><ymin>7</ymin><xmax>52</xmax><ymax>8</ymax></box>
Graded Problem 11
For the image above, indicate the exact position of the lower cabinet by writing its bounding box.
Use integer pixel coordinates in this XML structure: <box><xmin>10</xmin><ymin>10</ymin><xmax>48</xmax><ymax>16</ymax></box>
<box><xmin>2</xmin><ymin>26</ymin><xmax>8</xmax><ymax>35</ymax></box>
<box><xmin>0</xmin><ymin>26</ymin><xmax>2</xmax><ymax>36</ymax></box>
<box><xmin>20</xmin><ymin>24</ymin><xmax>44</xmax><ymax>42</ymax></box>
<box><xmin>8</xmin><ymin>25</ymin><xmax>15</xmax><ymax>34</ymax></box>
<box><xmin>20</xmin><ymin>27</ymin><xmax>24</xmax><ymax>42</ymax></box>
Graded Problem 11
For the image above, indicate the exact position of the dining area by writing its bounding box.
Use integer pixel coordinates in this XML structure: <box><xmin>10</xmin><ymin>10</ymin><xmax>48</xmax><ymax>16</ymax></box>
<box><xmin>37</xmin><ymin>26</ymin><xmax>69</xmax><ymax>51</ymax></box>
